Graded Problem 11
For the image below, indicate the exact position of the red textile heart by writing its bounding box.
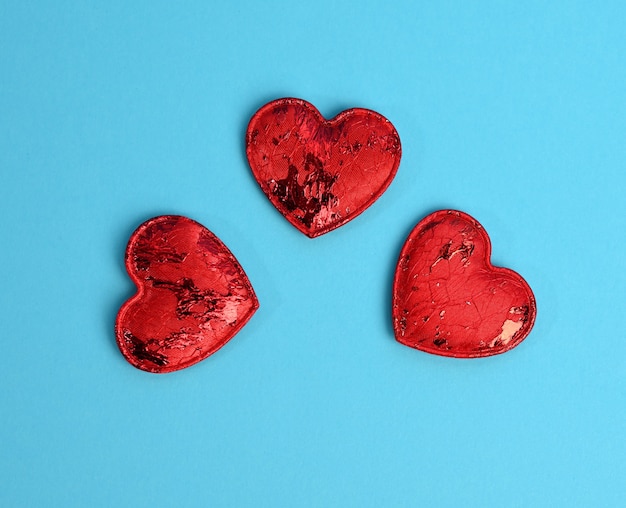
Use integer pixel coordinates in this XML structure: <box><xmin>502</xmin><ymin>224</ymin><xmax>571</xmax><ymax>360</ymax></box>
<box><xmin>115</xmin><ymin>216</ymin><xmax>259</xmax><ymax>373</ymax></box>
<box><xmin>246</xmin><ymin>98</ymin><xmax>401</xmax><ymax>238</ymax></box>
<box><xmin>392</xmin><ymin>210</ymin><xmax>536</xmax><ymax>358</ymax></box>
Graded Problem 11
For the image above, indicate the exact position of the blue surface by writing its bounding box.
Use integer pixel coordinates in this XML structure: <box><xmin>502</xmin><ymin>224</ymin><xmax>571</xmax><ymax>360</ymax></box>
<box><xmin>1</xmin><ymin>1</ymin><xmax>625</xmax><ymax>506</ymax></box>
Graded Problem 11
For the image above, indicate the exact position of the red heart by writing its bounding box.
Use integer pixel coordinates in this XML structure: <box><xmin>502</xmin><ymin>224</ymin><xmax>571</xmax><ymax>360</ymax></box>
<box><xmin>115</xmin><ymin>215</ymin><xmax>259</xmax><ymax>373</ymax></box>
<box><xmin>246</xmin><ymin>98</ymin><xmax>402</xmax><ymax>238</ymax></box>
<box><xmin>392</xmin><ymin>210</ymin><xmax>536</xmax><ymax>358</ymax></box>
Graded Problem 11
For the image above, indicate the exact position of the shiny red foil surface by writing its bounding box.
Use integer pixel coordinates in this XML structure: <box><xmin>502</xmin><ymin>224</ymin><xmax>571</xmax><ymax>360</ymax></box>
<box><xmin>115</xmin><ymin>216</ymin><xmax>259</xmax><ymax>373</ymax></box>
<box><xmin>246</xmin><ymin>98</ymin><xmax>401</xmax><ymax>238</ymax></box>
<box><xmin>392</xmin><ymin>210</ymin><xmax>536</xmax><ymax>358</ymax></box>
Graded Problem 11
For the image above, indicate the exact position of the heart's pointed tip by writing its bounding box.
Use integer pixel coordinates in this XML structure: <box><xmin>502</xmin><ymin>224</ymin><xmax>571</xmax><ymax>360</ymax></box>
<box><xmin>304</xmin><ymin>228</ymin><xmax>325</xmax><ymax>239</ymax></box>
<box><xmin>247</xmin><ymin>296</ymin><xmax>261</xmax><ymax>317</ymax></box>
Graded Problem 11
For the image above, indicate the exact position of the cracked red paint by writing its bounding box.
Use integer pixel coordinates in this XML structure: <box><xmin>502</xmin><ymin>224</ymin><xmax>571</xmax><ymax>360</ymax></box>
<box><xmin>392</xmin><ymin>210</ymin><xmax>536</xmax><ymax>358</ymax></box>
<box><xmin>115</xmin><ymin>216</ymin><xmax>259</xmax><ymax>373</ymax></box>
<box><xmin>246</xmin><ymin>97</ymin><xmax>401</xmax><ymax>238</ymax></box>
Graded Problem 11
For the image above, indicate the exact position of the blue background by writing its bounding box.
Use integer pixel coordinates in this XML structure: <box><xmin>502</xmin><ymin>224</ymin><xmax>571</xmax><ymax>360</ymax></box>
<box><xmin>1</xmin><ymin>1</ymin><xmax>625</xmax><ymax>506</ymax></box>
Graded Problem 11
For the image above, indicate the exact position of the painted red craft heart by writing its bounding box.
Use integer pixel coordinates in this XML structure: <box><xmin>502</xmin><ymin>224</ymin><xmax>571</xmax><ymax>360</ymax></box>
<box><xmin>246</xmin><ymin>98</ymin><xmax>402</xmax><ymax>238</ymax></box>
<box><xmin>392</xmin><ymin>210</ymin><xmax>536</xmax><ymax>358</ymax></box>
<box><xmin>115</xmin><ymin>215</ymin><xmax>259</xmax><ymax>373</ymax></box>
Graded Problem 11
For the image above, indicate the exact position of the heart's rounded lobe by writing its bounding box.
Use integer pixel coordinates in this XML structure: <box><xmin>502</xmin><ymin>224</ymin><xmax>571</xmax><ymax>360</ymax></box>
<box><xmin>392</xmin><ymin>210</ymin><xmax>536</xmax><ymax>358</ymax></box>
<box><xmin>246</xmin><ymin>98</ymin><xmax>401</xmax><ymax>238</ymax></box>
<box><xmin>115</xmin><ymin>216</ymin><xmax>259</xmax><ymax>373</ymax></box>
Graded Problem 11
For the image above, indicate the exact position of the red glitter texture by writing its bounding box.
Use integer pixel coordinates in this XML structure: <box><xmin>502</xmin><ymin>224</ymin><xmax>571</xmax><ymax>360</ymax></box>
<box><xmin>115</xmin><ymin>216</ymin><xmax>259</xmax><ymax>373</ymax></box>
<box><xmin>246</xmin><ymin>98</ymin><xmax>401</xmax><ymax>238</ymax></box>
<box><xmin>392</xmin><ymin>210</ymin><xmax>536</xmax><ymax>358</ymax></box>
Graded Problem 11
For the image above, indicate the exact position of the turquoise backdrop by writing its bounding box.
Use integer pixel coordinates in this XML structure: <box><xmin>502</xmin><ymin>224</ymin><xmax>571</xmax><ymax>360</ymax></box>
<box><xmin>1</xmin><ymin>1</ymin><xmax>625</xmax><ymax>506</ymax></box>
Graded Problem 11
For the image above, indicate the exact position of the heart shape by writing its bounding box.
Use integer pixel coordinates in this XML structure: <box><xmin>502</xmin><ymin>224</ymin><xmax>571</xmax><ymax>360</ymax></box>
<box><xmin>392</xmin><ymin>210</ymin><xmax>536</xmax><ymax>358</ymax></box>
<box><xmin>115</xmin><ymin>215</ymin><xmax>259</xmax><ymax>373</ymax></box>
<box><xmin>246</xmin><ymin>98</ymin><xmax>402</xmax><ymax>237</ymax></box>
